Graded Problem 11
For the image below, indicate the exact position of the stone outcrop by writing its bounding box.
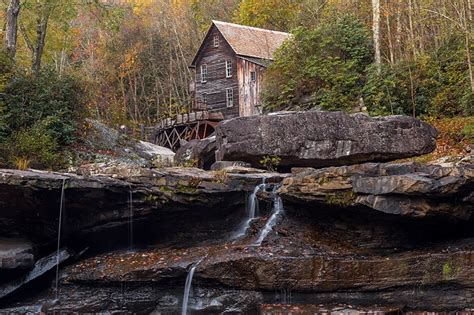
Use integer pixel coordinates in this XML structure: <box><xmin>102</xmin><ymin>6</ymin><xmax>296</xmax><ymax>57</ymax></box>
<box><xmin>280</xmin><ymin>160</ymin><xmax>473</xmax><ymax>220</ymax></box>
<box><xmin>216</xmin><ymin>111</ymin><xmax>438</xmax><ymax>169</ymax></box>
<box><xmin>73</xmin><ymin>119</ymin><xmax>175</xmax><ymax>169</ymax></box>
<box><xmin>0</xmin><ymin>167</ymin><xmax>286</xmax><ymax>243</ymax></box>
<box><xmin>174</xmin><ymin>136</ymin><xmax>217</xmax><ymax>170</ymax></box>
<box><xmin>1</xmin><ymin>155</ymin><xmax>474</xmax><ymax>313</ymax></box>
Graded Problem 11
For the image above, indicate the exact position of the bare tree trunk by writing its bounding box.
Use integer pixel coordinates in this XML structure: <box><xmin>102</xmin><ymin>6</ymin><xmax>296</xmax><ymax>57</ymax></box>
<box><xmin>372</xmin><ymin>0</ymin><xmax>382</xmax><ymax>73</ymax></box>
<box><xmin>408</xmin><ymin>65</ymin><xmax>416</xmax><ymax>117</ymax></box>
<box><xmin>385</xmin><ymin>0</ymin><xmax>395</xmax><ymax>64</ymax></box>
<box><xmin>396</xmin><ymin>0</ymin><xmax>402</xmax><ymax>59</ymax></box>
<box><xmin>32</xmin><ymin>13</ymin><xmax>49</xmax><ymax>74</ymax></box>
<box><xmin>4</xmin><ymin>0</ymin><xmax>20</xmax><ymax>59</ymax></box>
<box><xmin>408</xmin><ymin>0</ymin><xmax>418</xmax><ymax>58</ymax></box>
<box><xmin>462</xmin><ymin>0</ymin><xmax>474</xmax><ymax>92</ymax></box>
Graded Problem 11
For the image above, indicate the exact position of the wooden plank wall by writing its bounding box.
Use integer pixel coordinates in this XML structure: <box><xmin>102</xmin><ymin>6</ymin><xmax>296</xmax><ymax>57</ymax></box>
<box><xmin>237</xmin><ymin>58</ymin><xmax>265</xmax><ymax>117</ymax></box>
<box><xmin>194</xmin><ymin>26</ymin><xmax>239</xmax><ymax>119</ymax></box>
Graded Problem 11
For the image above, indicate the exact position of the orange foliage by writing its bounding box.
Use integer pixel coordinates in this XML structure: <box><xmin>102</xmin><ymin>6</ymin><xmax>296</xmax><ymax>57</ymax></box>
<box><xmin>426</xmin><ymin>116</ymin><xmax>473</xmax><ymax>160</ymax></box>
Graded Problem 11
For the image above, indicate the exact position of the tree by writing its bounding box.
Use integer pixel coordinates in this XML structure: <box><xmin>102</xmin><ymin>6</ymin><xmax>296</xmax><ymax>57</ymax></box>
<box><xmin>372</xmin><ymin>0</ymin><xmax>381</xmax><ymax>73</ymax></box>
<box><xmin>4</xmin><ymin>0</ymin><xmax>20</xmax><ymax>59</ymax></box>
<box><xmin>262</xmin><ymin>16</ymin><xmax>373</xmax><ymax>112</ymax></box>
<box><xmin>235</xmin><ymin>0</ymin><xmax>302</xmax><ymax>31</ymax></box>
<box><xmin>31</xmin><ymin>0</ymin><xmax>60</xmax><ymax>74</ymax></box>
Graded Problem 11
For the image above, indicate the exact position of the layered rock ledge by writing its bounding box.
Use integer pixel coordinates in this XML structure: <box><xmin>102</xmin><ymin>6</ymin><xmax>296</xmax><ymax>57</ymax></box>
<box><xmin>280</xmin><ymin>159</ymin><xmax>473</xmax><ymax>220</ymax></box>
<box><xmin>0</xmin><ymin>167</ymin><xmax>285</xmax><ymax>243</ymax></box>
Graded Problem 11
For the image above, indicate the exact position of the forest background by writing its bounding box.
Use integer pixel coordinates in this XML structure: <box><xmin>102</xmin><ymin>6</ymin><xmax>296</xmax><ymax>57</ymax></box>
<box><xmin>0</xmin><ymin>0</ymin><xmax>473</xmax><ymax>169</ymax></box>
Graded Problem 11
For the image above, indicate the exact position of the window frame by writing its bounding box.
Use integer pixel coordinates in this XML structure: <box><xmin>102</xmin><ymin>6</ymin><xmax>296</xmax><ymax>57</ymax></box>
<box><xmin>250</xmin><ymin>71</ymin><xmax>256</xmax><ymax>82</ymax></box>
<box><xmin>200</xmin><ymin>64</ymin><xmax>208</xmax><ymax>83</ymax></box>
<box><xmin>225</xmin><ymin>60</ymin><xmax>232</xmax><ymax>78</ymax></box>
<box><xmin>226</xmin><ymin>88</ymin><xmax>234</xmax><ymax>107</ymax></box>
<box><xmin>202</xmin><ymin>93</ymin><xmax>207</xmax><ymax>105</ymax></box>
<box><xmin>213</xmin><ymin>35</ymin><xmax>219</xmax><ymax>48</ymax></box>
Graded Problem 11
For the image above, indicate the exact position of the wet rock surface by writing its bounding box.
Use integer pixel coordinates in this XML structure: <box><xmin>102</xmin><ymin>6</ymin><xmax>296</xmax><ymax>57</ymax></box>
<box><xmin>1</xmin><ymin>156</ymin><xmax>474</xmax><ymax>313</ymax></box>
<box><xmin>0</xmin><ymin>167</ymin><xmax>285</xmax><ymax>244</ymax></box>
<box><xmin>216</xmin><ymin>111</ymin><xmax>438</xmax><ymax>169</ymax></box>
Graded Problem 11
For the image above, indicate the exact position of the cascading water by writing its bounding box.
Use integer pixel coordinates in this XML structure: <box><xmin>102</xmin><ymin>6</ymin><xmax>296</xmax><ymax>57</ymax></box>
<box><xmin>128</xmin><ymin>184</ymin><xmax>134</xmax><ymax>249</ymax></box>
<box><xmin>254</xmin><ymin>184</ymin><xmax>284</xmax><ymax>246</ymax></box>
<box><xmin>233</xmin><ymin>178</ymin><xmax>269</xmax><ymax>239</ymax></box>
<box><xmin>55</xmin><ymin>178</ymin><xmax>67</xmax><ymax>301</ymax></box>
<box><xmin>182</xmin><ymin>255</ymin><xmax>207</xmax><ymax>315</ymax></box>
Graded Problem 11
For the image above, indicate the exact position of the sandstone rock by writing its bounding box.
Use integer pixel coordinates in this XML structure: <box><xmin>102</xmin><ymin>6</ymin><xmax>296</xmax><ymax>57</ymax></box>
<box><xmin>280</xmin><ymin>161</ymin><xmax>473</xmax><ymax>220</ymax></box>
<box><xmin>0</xmin><ymin>168</ymin><xmax>286</xmax><ymax>242</ymax></box>
<box><xmin>216</xmin><ymin>111</ymin><xmax>438</xmax><ymax>168</ymax></box>
<box><xmin>174</xmin><ymin>136</ymin><xmax>216</xmax><ymax>170</ymax></box>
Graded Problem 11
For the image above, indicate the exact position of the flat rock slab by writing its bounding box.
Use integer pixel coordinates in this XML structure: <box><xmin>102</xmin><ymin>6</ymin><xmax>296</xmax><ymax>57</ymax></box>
<box><xmin>0</xmin><ymin>238</ymin><xmax>34</xmax><ymax>269</ymax></box>
<box><xmin>216</xmin><ymin>111</ymin><xmax>438</xmax><ymax>168</ymax></box>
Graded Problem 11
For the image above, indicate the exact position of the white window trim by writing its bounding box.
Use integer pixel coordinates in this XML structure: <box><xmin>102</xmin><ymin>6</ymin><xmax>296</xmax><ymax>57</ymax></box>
<box><xmin>213</xmin><ymin>35</ymin><xmax>219</xmax><ymax>47</ymax></box>
<box><xmin>200</xmin><ymin>64</ymin><xmax>207</xmax><ymax>83</ymax></box>
<box><xmin>226</xmin><ymin>88</ymin><xmax>234</xmax><ymax>107</ymax></box>
<box><xmin>225</xmin><ymin>60</ymin><xmax>232</xmax><ymax>78</ymax></box>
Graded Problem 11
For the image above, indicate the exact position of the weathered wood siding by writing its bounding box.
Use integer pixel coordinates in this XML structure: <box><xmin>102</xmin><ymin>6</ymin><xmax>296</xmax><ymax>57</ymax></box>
<box><xmin>237</xmin><ymin>58</ymin><xmax>265</xmax><ymax>117</ymax></box>
<box><xmin>193</xmin><ymin>26</ymin><xmax>239</xmax><ymax>119</ymax></box>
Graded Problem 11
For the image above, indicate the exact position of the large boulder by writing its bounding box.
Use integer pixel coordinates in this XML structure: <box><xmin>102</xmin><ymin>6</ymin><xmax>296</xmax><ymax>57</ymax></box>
<box><xmin>216</xmin><ymin>111</ymin><xmax>438</xmax><ymax>169</ymax></box>
<box><xmin>174</xmin><ymin>136</ymin><xmax>216</xmax><ymax>170</ymax></box>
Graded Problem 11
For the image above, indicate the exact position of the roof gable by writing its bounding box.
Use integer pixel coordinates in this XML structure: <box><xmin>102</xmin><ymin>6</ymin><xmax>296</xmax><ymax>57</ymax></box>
<box><xmin>213</xmin><ymin>21</ymin><xmax>290</xmax><ymax>60</ymax></box>
<box><xmin>190</xmin><ymin>21</ymin><xmax>290</xmax><ymax>67</ymax></box>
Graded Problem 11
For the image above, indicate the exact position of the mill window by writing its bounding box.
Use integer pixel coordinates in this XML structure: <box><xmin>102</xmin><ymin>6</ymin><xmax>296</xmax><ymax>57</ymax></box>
<box><xmin>226</xmin><ymin>60</ymin><xmax>232</xmax><ymax>78</ymax></box>
<box><xmin>226</xmin><ymin>88</ymin><xmax>233</xmax><ymax>107</ymax></box>
<box><xmin>214</xmin><ymin>35</ymin><xmax>219</xmax><ymax>47</ymax></box>
<box><xmin>201</xmin><ymin>64</ymin><xmax>208</xmax><ymax>83</ymax></box>
<box><xmin>250</xmin><ymin>71</ymin><xmax>256</xmax><ymax>82</ymax></box>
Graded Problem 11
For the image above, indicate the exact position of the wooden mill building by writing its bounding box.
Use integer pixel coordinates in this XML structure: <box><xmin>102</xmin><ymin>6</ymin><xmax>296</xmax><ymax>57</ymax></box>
<box><xmin>154</xmin><ymin>21</ymin><xmax>290</xmax><ymax>150</ymax></box>
<box><xmin>190</xmin><ymin>21</ymin><xmax>290</xmax><ymax>118</ymax></box>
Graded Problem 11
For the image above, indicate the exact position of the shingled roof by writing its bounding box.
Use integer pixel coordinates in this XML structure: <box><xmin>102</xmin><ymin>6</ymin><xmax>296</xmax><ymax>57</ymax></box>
<box><xmin>190</xmin><ymin>21</ymin><xmax>290</xmax><ymax>67</ymax></box>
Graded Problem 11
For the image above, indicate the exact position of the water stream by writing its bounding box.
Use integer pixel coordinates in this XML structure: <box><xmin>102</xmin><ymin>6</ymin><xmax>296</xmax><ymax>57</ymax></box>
<box><xmin>254</xmin><ymin>185</ymin><xmax>284</xmax><ymax>246</ymax></box>
<box><xmin>55</xmin><ymin>178</ymin><xmax>67</xmax><ymax>301</ymax></box>
<box><xmin>181</xmin><ymin>255</ymin><xmax>207</xmax><ymax>315</ymax></box>
<box><xmin>128</xmin><ymin>184</ymin><xmax>134</xmax><ymax>249</ymax></box>
<box><xmin>233</xmin><ymin>178</ymin><xmax>269</xmax><ymax>239</ymax></box>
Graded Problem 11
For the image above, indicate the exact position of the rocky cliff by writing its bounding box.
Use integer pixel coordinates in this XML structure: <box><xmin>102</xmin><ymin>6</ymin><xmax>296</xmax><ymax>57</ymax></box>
<box><xmin>0</xmin><ymin>112</ymin><xmax>473</xmax><ymax>314</ymax></box>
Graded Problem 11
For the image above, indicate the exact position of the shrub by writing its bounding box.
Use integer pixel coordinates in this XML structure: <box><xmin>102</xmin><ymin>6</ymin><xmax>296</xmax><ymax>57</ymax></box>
<box><xmin>462</xmin><ymin>120</ymin><xmax>474</xmax><ymax>143</ymax></box>
<box><xmin>260</xmin><ymin>155</ymin><xmax>281</xmax><ymax>172</ymax></box>
<box><xmin>364</xmin><ymin>36</ymin><xmax>472</xmax><ymax>118</ymax></box>
<box><xmin>8</xmin><ymin>122</ymin><xmax>62</xmax><ymax>169</ymax></box>
<box><xmin>1</xmin><ymin>69</ymin><xmax>85</xmax><ymax>145</ymax></box>
<box><xmin>0</xmin><ymin>69</ymin><xmax>86</xmax><ymax>169</ymax></box>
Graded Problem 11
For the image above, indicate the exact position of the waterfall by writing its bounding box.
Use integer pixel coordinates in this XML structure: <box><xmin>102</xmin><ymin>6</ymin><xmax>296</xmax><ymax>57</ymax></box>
<box><xmin>55</xmin><ymin>178</ymin><xmax>67</xmax><ymax>301</ymax></box>
<box><xmin>233</xmin><ymin>178</ymin><xmax>268</xmax><ymax>239</ymax></box>
<box><xmin>128</xmin><ymin>184</ymin><xmax>134</xmax><ymax>249</ymax></box>
<box><xmin>182</xmin><ymin>255</ymin><xmax>207</xmax><ymax>315</ymax></box>
<box><xmin>254</xmin><ymin>185</ymin><xmax>284</xmax><ymax>246</ymax></box>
